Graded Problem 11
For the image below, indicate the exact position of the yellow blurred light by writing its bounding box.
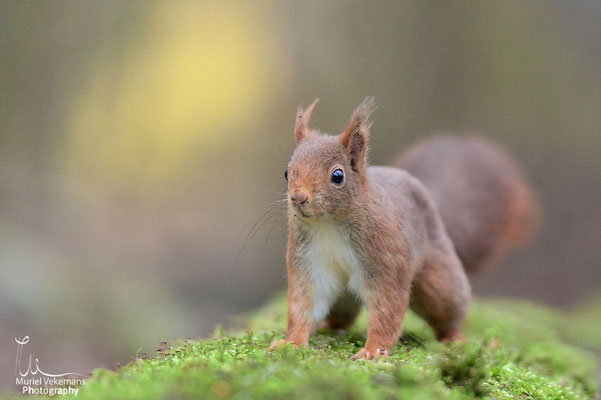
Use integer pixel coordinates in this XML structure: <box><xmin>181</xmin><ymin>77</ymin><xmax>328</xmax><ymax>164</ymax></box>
<box><xmin>64</xmin><ymin>1</ymin><xmax>284</xmax><ymax>193</ymax></box>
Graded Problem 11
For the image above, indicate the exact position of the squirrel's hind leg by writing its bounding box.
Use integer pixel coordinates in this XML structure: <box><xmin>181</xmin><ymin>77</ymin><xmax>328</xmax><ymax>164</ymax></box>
<box><xmin>410</xmin><ymin>252</ymin><xmax>471</xmax><ymax>342</ymax></box>
<box><xmin>322</xmin><ymin>290</ymin><xmax>362</xmax><ymax>330</ymax></box>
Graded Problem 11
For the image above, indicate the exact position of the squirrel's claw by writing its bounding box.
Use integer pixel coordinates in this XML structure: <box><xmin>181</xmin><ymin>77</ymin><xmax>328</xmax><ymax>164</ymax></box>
<box><xmin>268</xmin><ymin>339</ymin><xmax>288</xmax><ymax>350</ymax></box>
<box><xmin>350</xmin><ymin>347</ymin><xmax>389</xmax><ymax>361</ymax></box>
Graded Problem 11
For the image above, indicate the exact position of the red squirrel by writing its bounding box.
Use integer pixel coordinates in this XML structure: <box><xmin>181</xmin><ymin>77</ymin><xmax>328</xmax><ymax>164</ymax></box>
<box><xmin>270</xmin><ymin>98</ymin><xmax>539</xmax><ymax>360</ymax></box>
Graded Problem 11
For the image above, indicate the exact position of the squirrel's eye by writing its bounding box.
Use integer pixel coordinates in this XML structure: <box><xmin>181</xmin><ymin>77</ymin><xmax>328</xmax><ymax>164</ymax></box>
<box><xmin>284</xmin><ymin>169</ymin><xmax>288</xmax><ymax>181</ymax></box>
<box><xmin>331</xmin><ymin>169</ymin><xmax>344</xmax><ymax>184</ymax></box>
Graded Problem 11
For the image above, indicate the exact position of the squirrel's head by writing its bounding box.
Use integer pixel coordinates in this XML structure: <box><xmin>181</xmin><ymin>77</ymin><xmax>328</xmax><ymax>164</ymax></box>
<box><xmin>285</xmin><ymin>98</ymin><xmax>375</xmax><ymax>221</ymax></box>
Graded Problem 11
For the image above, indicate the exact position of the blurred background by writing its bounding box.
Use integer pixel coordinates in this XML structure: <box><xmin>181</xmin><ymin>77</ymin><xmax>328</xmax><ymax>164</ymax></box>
<box><xmin>1</xmin><ymin>0</ymin><xmax>600</xmax><ymax>390</ymax></box>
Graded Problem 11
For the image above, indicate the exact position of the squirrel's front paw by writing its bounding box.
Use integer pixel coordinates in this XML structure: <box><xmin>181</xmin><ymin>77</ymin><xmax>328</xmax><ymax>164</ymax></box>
<box><xmin>269</xmin><ymin>338</ymin><xmax>307</xmax><ymax>350</ymax></box>
<box><xmin>268</xmin><ymin>339</ymin><xmax>289</xmax><ymax>350</ymax></box>
<box><xmin>350</xmin><ymin>347</ymin><xmax>389</xmax><ymax>361</ymax></box>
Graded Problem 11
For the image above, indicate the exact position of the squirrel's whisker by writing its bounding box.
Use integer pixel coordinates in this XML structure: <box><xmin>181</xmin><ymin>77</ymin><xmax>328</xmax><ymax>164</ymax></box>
<box><xmin>263</xmin><ymin>208</ymin><xmax>286</xmax><ymax>255</ymax></box>
<box><xmin>233</xmin><ymin>202</ymin><xmax>284</xmax><ymax>270</ymax></box>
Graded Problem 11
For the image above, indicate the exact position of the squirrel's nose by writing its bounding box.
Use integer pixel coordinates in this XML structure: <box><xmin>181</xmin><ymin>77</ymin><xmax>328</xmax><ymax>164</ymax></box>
<box><xmin>290</xmin><ymin>192</ymin><xmax>308</xmax><ymax>207</ymax></box>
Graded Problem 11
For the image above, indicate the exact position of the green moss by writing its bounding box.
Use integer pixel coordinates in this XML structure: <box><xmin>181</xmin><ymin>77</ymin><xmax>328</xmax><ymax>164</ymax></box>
<box><xmin>55</xmin><ymin>296</ymin><xmax>599</xmax><ymax>400</ymax></box>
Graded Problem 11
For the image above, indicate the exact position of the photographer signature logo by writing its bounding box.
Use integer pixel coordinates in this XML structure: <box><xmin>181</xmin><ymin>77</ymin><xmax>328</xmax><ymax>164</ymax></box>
<box><xmin>15</xmin><ymin>336</ymin><xmax>86</xmax><ymax>396</ymax></box>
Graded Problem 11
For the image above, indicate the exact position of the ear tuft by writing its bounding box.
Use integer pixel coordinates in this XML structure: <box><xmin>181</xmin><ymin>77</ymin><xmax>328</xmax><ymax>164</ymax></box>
<box><xmin>349</xmin><ymin>97</ymin><xmax>376</xmax><ymax>131</ymax></box>
<box><xmin>340</xmin><ymin>97</ymin><xmax>376</xmax><ymax>173</ymax></box>
<box><xmin>294</xmin><ymin>98</ymin><xmax>319</xmax><ymax>144</ymax></box>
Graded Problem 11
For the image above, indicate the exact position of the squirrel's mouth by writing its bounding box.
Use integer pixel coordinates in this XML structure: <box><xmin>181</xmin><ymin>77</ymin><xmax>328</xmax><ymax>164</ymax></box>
<box><xmin>294</xmin><ymin>209</ymin><xmax>311</xmax><ymax>219</ymax></box>
<box><xmin>289</xmin><ymin>200</ymin><xmax>328</xmax><ymax>221</ymax></box>
<box><xmin>292</xmin><ymin>208</ymin><xmax>328</xmax><ymax>221</ymax></box>
<box><xmin>290</xmin><ymin>205</ymin><xmax>314</xmax><ymax>220</ymax></box>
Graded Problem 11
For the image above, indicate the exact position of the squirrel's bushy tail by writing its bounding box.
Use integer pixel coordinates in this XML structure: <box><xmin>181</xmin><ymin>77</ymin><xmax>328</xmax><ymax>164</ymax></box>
<box><xmin>393</xmin><ymin>135</ymin><xmax>541</xmax><ymax>274</ymax></box>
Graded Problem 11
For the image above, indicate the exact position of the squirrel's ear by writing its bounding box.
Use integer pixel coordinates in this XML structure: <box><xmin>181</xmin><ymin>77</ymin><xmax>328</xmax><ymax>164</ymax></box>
<box><xmin>340</xmin><ymin>97</ymin><xmax>375</xmax><ymax>173</ymax></box>
<box><xmin>294</xmin><ymin>98</ymin><xmax>319</xmax><ymax>144</ymax></box>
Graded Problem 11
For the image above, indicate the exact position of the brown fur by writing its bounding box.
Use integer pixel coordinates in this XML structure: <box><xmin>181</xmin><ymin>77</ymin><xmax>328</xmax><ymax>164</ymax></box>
<box><xmin>270</xmin><ymin>99</ymin><xmax>536</xmax><ymax>360</ymax></box>
<box><xmin>393</xmin><ymin>135</ymin><xmax>540</xmax><ymax>274</ymax></box>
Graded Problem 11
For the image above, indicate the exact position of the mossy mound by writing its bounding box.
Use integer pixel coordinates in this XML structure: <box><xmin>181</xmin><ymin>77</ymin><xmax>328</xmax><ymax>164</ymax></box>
<box><xmin>57</xmin><ymin>296</ymin><xmax>601</xmax><ymax>399</ymax></box>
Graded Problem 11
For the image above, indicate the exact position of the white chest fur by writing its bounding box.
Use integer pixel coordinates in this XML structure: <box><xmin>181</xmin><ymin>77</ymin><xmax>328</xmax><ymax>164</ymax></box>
<box><xmin>301</xmin><ymin>222</ymin><xmax>363</xmax><ymax>323</ymax></box>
